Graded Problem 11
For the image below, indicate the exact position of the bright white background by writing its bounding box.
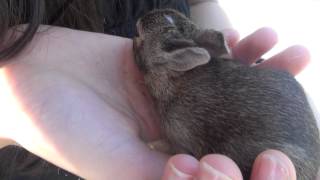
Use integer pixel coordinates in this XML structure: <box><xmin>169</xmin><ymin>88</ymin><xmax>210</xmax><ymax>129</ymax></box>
<box><xmin>220</xmin><ymin>0</ymin><xmax>320</xmax><ymax>119</ymax></box>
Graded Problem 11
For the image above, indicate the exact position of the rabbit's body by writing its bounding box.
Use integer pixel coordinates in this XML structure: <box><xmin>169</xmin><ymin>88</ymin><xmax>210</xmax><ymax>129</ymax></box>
<box><xmin>150</xmin><ymin>57</ymin><xmax>319</xmax><ymax>179</ymax></box>
<box><xmin>134</xmin><ymin>9</ymin><xmax>320</xmax><ymax>179</ymax></box>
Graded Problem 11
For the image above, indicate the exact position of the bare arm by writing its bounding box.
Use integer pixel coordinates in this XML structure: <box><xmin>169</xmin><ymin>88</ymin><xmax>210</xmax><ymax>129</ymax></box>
<box><xmin>0</xmin><ymin>27</ymin><xmax>167</xmax><ymax>180</ymax></box>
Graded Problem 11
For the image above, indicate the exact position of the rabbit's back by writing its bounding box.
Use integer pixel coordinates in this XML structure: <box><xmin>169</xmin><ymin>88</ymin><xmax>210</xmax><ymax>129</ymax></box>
<box><xmin>161</xmin><ymin>58</ymin><xmax>320</xmax><ymax>179</ymax></box>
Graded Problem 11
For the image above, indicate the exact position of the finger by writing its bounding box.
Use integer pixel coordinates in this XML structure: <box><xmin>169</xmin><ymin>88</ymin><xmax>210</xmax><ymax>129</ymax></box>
<box><xmin>232</xmin><ymin>27</ymin><xmax>278</xmax><ymax>65</ymax></box>
<box><xmin>256</xmin><ymin>45</ymin><xmax>310</xmax><ymax>76</ymax></box>
<box><xmin>197</xmin><ymin>154</ymin><xmax>243</xmax><ymax>180</ymax></box>
<box><xmin>162</xmin><ymin>154</ymin><xmax>199</xmax><ymax>180</ymax></box>
<box><xmin>250</xmin><ymin>150</ymin><xmax>296</xmax><ymax>180</ymax></box>
<box><xmin>222</xmin><ymin>28</ymin><xmax>240</xmax><ymax>49</ymax></box>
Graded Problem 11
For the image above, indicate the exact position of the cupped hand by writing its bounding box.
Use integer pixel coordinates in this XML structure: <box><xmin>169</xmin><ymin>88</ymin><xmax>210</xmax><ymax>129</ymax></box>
<box><xmin>0</xmin><ymin>26</ymin><xmax>309</xmax><ymax>180</ymax></box>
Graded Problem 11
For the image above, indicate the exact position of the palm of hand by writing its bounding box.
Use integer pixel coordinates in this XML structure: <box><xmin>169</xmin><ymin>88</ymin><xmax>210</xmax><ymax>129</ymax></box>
<box><xmin>0</xmin><ymin>26</ymin><xmax>309</xmax><ymax>179</ymax></box>
<box><xmin>2</xmin><ymin>27</ymin><xmax>165</xmax><ymax>179</ymax></box>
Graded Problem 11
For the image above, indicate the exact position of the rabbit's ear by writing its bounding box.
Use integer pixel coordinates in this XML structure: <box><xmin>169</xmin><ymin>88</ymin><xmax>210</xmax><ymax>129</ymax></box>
<box><xmin>165</xmin><ymin>47</ymin><xmax>210</xmax><ymax>71</ymax></box>
<box><xmin>133</xmin><ymin>37</ymin><xmax>143</xmax><ymax>61</ymax></box>
<box><xmin>194</xmin><ymin>30</ymin><xmax>230</xmax><ymax>57</ymax></box>
<box><xmin>163</xmin><ymin>38</ymin><xmax>196</xmax><ymax>51</ymax></box>
<box><xmin>133</xmin><ymin>37</ymin><xmax>148</xmax><ymax>73</ymax></box>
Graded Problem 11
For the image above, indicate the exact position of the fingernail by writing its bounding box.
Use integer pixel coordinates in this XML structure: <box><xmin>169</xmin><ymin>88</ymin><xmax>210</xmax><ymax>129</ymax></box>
<box><xmin>200</xmin><ymin>162</ymin><xmax>232</xmax><ymax>180</ymax></box>
<box><xmin>169</xmin><ymin>163</ymin><xmax>193</xmax><ymax>180</ymax></box>
<box><xmin>256</xmin><ymin>154</ymin><xmax>289</xmax><ymax>180</ymax></box>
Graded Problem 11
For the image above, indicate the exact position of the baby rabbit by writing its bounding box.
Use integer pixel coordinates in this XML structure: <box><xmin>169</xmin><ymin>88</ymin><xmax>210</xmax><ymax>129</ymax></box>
<box><xmin>133</xmin><ymin>9</ymin><xmax>320</xmax><ymax>179</ymax></box>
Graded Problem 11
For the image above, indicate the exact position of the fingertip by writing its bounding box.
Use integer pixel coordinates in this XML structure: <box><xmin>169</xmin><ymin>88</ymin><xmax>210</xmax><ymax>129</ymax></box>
<box><xmin>288</xmin><ymin>45</ymin><xmax>311</xmax><ymax>72</ymax></box>
<box><xmin>251</xmin><ymin>149</ymin><xmax>296</xmax><ymax>180</ymax></box>
<box><xmin>252</xmin><ymin>27</ymin><xmax>279</xmax><ymax>46</ymax></box>
<box><xmin>257</xmin><ymin>45</ymin><xmax>311</xmax><ymax>76</ymax></box>
<box><xmin>162</xmin><ymin>154</ymin><xmax>199</xmax><ymax>180</ymax></box>
<box><xmin>198</xmin><ymin>154</ymin><xmax>243</xmax><ymax>180</ymax></box>
<box><xmin>232</xmin><ymin>27</ymin><xmax>278</xmax><ymax>64</ymax></box>
<box><xmin>255</xmin><ymin>27</ymin><xmax>278</xmax><ymax>41</ymax></box>
<box><xmin>170</xmin><ymin>154</ymin><xmax>199</xmax><ymax>175</ymax></box>
<box><xmin>222</xmin><ymin>28</ymin><xmax>240</xmax><ymax>48</ymax></box>
<box><xmin>288</xmin><ymin>45</ymin><xmax>311</xmax><ymax>66</ymax></box>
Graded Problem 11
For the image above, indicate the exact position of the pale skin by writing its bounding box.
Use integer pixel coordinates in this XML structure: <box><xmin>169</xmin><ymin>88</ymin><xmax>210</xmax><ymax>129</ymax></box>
<box><xmin>0</xmin><ymin>2</ymin><xmax>312</xmax><ymax>180</ymax></box>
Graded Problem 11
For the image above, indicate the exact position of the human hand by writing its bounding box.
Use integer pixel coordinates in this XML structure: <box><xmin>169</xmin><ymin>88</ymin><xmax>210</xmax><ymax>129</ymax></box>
<box><xmin>223</xmin><ymin>27</ymin><xmax>310</xmax><ymax>76</ymax></box>
<box><xmin>0</xmin><ymin>26</ymin><xmax>310</xmax><ymax>180</ymax></box>
<box><xmin>0</xmin><ymin>26</ymin><xmax>168</xmax><ymax>179</ymax></box>
<box><xmin>162</xmin><ymin>150</ymin><xmax>296</xmax><ymax>180</ymax></box>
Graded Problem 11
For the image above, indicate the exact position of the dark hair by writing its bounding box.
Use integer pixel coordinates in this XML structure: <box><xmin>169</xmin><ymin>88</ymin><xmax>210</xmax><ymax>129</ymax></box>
<box><xmin>0</xmin><ymin>0</ymin><xmax>105</xmax><ymax>60</ymax></box>
<box><xmin>0</xmin><ymin>0</ymin><xmax>190</xmax><ymax>60</ymax></box>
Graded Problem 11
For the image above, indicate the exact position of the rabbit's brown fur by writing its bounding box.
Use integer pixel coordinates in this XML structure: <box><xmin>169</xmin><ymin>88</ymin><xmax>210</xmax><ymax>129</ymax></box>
<box><xmin>133</xmin><ymin>9</ymin><xmax>320</xmax><ymax>179</ymax></box>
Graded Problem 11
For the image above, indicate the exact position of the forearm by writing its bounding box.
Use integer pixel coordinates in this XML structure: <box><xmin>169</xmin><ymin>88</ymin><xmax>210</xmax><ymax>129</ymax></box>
<box><xmin>188</xmin><ymin>0</ymin><xmax>233</xmax><ymax>30</ymax></box>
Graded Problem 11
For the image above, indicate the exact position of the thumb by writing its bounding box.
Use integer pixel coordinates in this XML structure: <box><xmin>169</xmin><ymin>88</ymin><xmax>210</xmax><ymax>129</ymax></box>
<box><xmin>250</xmin><ymin>150</ymin><xmax>296</xmax><ymax>180</ymax></box>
